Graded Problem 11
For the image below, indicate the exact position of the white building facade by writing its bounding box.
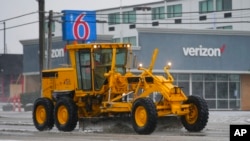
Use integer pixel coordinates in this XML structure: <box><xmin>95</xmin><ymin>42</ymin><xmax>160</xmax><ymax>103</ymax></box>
<box><xmin>95</xmin><ymin>0</ymin><xmax>250</xmax><ymax>47</ymax></box>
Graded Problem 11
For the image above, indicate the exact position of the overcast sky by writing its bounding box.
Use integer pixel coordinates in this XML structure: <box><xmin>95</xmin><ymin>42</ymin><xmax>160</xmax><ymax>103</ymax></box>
<box><xmin>0</xmin><ymin>0</ymin><xmax>158</xmax><ymax>54</ymax></box>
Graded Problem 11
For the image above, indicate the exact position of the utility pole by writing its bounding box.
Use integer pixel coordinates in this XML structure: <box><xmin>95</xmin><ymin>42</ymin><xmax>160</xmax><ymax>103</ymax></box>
<box><xmin>38</xmin><ymin>0</ymin><xmax>45</xmax><ymax>73</ymax></box>
<box><xmin>38</xmin><ymin>0</ymin><xmax>45</xmax><ymax>94</ymax></box>
<box><xmin>47</xmin><ymin>10</ymin><xmax>53</xmax><ymax>69</ymax></box>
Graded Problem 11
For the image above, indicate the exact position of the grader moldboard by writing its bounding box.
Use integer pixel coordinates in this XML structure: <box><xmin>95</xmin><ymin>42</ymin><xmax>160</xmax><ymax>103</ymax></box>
<box><xmin>33</xmin><ymin>42</ymin><xmax>209</xmax><ymax>135</ymax></box>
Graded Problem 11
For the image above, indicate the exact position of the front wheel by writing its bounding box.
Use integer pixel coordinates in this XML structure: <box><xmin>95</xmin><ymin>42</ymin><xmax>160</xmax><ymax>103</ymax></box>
<box><xmin>54</xmin><ymin>97</ymin><xmax>78</xmax><ymax>132</ymax></box>
<box><xmin>131</xmin><ymin>97</ymin><xmax>157</xmax><ymax>135</ymax></box>
<box><xmin>181</xmin><ymin>95</ymin><xmax>209</xmax><ymax>132</ymax></box>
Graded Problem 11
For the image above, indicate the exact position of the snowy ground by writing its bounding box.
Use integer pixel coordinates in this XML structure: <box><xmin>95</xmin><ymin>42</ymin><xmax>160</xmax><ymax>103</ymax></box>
<box><xmin>1</xmin><ymin>102</ymin><xmax>250</xmax><ymax>141</ymax></box>
<box><xmin>1</xmin><ymin>102</ymin><xmax>250</xmax><ymax>134</ymax></box>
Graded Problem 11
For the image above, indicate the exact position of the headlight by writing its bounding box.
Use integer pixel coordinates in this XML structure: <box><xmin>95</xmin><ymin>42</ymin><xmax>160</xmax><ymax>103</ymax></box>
<box><xmin>137</xmin><ymin>63</ymin><xmax>143</xmax><ymax>69</ymax></box>
<box><xmin>165</xmin><ymin>62</ymin><xmax>172</xmax><ymax>69</ymax></box>
<box><xmin>93</xmin><ymin>44</ymin><xmax>101</xmax><ymax>48</ymax></box>
<box><xmin>124</xmin><ymin>44</ymin><xmax>131</xmax><ymax>48</ymax></box>
<box><xmin>167</xmin><ymin>62</ymin><xmax>172</xmax><ymax>67</ymax></box>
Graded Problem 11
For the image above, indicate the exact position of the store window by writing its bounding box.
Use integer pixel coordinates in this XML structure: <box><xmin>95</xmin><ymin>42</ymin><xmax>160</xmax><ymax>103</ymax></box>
<box><xmin>217</xmin><ymin>100</ymin><xmax>228</xmax><ymax>109</ymax></box>
<box><xmin>216</xmin><ymin>0</ymin><xmax>232</xmax><ymax>11</ymax></box>
<box><xmin>167</xmin><ymin>4</ymin><xmax>182</xmax><ymax>18</ymax></box>
<box><xmin>174</xmin><ymin>73</ymin><xmax>241</xmax><ymax>110</ymax></box>
<box><xmin>205</xmin><ymin>74</ymin><xmax>216</xmax><ymax>81</ymax></box>
<box><xmin>217</xmin><ymin>74</ymin><xmax>228</xmax><ymax>104</ymax></box>
<box><xmin>156</xmin><ymin>73</ymin><xmax>240</xmax><ymax>110</ymax></box>
<box><xmin>174</xmin><ymin>73</ymin><xmax>190</xmax><ymax>95</ymax></box>
<box><xmin>152</xmin><ymin>7</ymin><xmax>165</xmax><ymax>20</ymax></box>
<box><xmin>192</xmin><ymin>74</ymin><xmax>203</xmax><ymax>97</ymax></box>
<box><xmin>204</xmin><ymin>74</ymin><xmax>216</xmax><ymax>109</ymax></box>
<box><xmin>123</xmin><ymin>11</ymin><xmax>136</xmax><ymax>23</ymax></box>
<box><xmin>205</xmin><ymin>82</ymin><xmax>216</xmax><ymax>99</ymax></box>
<box><xmin>199</xmin><ymin>0</ymin><xmax>214</xmax><ymax>13</ymax></box>
<box><xmin>108</xmin><ymin>12</ymin><xmax>120</xmax><ymax>25</ymax></box>
<box><xmin>217</xmin><ymin>82</ymin><xmax>228</xmax><ymax>99</ymax></box>
<box><xmin>229</xmin><ymin>74</ymin><xmax>240</xmax><ymax>109</ymax></box>
<box><xmin>217</xmin><ymin>75</ymin><xmax>228</xmax><ymax>108</ymax></box>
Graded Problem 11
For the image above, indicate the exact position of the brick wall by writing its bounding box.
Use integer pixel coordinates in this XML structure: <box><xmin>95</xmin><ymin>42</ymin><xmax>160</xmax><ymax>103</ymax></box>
<box><xmin>241</xmin><ymin>74</ymin><xmax>250</xmax><ymax>110</ymax></box>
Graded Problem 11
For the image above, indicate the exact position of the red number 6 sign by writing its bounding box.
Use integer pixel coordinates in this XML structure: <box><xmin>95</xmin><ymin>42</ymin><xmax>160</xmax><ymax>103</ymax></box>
<box><xmin>73</xmin><ymin>14</ymin><xmax>90</xmax><ymax>40</ymax></box>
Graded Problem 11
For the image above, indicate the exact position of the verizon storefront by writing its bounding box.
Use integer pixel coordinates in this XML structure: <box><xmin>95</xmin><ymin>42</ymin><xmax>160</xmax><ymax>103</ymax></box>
<box><xmin>135</xmin><ymin>28</ymin><xmax>250</xmax><ymax>110</ymax></box>
<box><xmin>21</xmin><ymin>25</ymin><xmax>250</xmax><ymax>110</ymax></box>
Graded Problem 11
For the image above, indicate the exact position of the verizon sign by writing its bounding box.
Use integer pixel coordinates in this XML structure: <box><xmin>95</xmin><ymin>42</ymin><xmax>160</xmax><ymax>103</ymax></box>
<box><xmin>51</xmin><ymin>48</ymin><xmax>64</xmax><ymax>58</ymax></box>
<box><xmin>183</xmin><ymin>45</ymin><xmax>225</xmax><ymax>57</ymax></box>
<box><xmin>45</xmin><ymin>48</ymin><xmax>65</xmax><ymax>58</ymax></box>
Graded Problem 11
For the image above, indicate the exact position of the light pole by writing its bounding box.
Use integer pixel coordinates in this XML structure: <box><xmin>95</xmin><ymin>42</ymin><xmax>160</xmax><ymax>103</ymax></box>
<box><xmin>37</xmin><ymin>0</ymin><xmax>45</xmax><ymax>72</ymax></box>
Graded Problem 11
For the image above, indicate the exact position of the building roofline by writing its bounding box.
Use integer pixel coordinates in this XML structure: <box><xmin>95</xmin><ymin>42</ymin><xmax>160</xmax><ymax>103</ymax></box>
<box><xmin>96</xmin><ymin>1</ymin><xmax>163</xmax><ymax>11</ymax></box>
<box><xmin>20</xmin><ymin>35</ymin><xmax>114</xmax><ymax>46</ymax></box>
<box><xmin>136</xmin><ymin>27</ymin><xmax>250</xmax><ymax>36</ymax></box>
<box><xmin>20</xmin><ymin>36</ymin><xmax>63</xmax><ymax>46</ymax></box>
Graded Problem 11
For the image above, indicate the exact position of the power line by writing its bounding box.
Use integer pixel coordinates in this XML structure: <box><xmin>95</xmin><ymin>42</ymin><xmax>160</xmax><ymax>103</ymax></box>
<box><xmin>1</xmin><ymin>7</ymin><xmax>250</xmax><ymax>24</ymax></box>
<box><xmin>0</xmin><ymin>11</ymin><xmax>38</xmax><ymax>23</ymax></box>
<box><xmin>0</xmin><ymin>18</ymin><xmax>249</xmax><ymax>31</ymax></box>
<box><xmin>102</xmin><ymin>14</ymin><xmax>250</xmax><ymax>22</ymax></box>
<box><xmin>1</xmin><ymin>8</ymin><xmax>250</xmax><ymax>31</ymax></box>
<box><xmin>57</xmin><ymin>7</ymin><xmax>250</xmax><ymax>16</ymax></box>
<box><xmin>0</xmin><ymin>21</ymin><xmax>38</xmax><ymax>31</ymax></box>
<box><xmin>61</xmin><ymin>19</ymin><xmax>250</xmax><ymax>24</ymax></box>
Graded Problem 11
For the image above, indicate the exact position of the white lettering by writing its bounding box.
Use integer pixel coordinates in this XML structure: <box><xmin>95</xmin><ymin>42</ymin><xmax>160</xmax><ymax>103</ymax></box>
<box><xmin>183</xmin><ymin>47</ymin><xmax>189</xmax><ymax>56</ymax></box>
<box><xmin>51</xmin><ymin>48</ymin><xmax>64</xmax><ymax>58</ymax></box>
<box><xmin>183</xmin><ymin>45</ymin><xmax>222</xmax><ymax>57</ymax></box>
<box><xmin>234</xmin><ymin>129</ymin><xmax>247</xmax><ymax>136</ymax></box>
<box><xmin>189</xmin><ymin>48</ymin><xmax>195</xmax><ymax>56</ymax></box>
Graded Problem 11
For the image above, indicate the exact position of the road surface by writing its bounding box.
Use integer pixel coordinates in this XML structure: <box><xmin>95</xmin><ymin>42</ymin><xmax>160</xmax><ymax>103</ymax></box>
<box><xmin>0</xmin><ymin>108</ymin><xmax>250</xmax><ymax>141</ymax></box>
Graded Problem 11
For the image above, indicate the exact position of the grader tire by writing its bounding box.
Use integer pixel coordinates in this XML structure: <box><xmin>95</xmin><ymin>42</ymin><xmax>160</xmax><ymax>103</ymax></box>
<box><xmin>33</xmin><ymin>98</ymin><xmax>54</xmax><ymax>131</ymax></box>
<box><xmin>132</xmin><ymin>97</ymin><xmax>157</xmax><ymax>135</ymax></box>
<box><xmin>181</xmin><ymin>95</ymin><xmax>209</xmax><ymax>132</ymax></box>
<box><xmin>54</xmin><ymin>97</ymin><xmax>78</xmax><ymax>132</ymax></box>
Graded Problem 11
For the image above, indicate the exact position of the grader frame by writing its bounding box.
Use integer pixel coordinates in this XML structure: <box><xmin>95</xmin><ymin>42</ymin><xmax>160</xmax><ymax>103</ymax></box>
<box><xmin>33</xmin><ymin>42</ymin><xmax>209</xmax><ymax>134</ymax></box>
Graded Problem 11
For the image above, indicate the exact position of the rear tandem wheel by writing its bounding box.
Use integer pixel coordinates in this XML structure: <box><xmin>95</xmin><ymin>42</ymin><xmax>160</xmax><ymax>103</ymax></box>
<box><xmin>54</xmin><ymin>97</ymin><xmax>78</xmax><ymax>132</ymax></box>
<box><xmin>33</xmin><ymin>97</ymin><xmax>54</xmax><ymax>131</ymax></box>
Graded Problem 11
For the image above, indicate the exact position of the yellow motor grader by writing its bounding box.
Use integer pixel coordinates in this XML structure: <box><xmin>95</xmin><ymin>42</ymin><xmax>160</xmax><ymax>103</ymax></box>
<box><xmin>33</xmin><ymin>42</ymin><xmax>209</xmax><ymax>134</ymax></box>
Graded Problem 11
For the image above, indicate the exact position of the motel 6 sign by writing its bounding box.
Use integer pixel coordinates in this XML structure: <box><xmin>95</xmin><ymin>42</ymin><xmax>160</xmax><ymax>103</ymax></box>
<box><xmin>62</xmin><ymin>10</ymin><xmax>97</xmax><ymax>41</ymax></box>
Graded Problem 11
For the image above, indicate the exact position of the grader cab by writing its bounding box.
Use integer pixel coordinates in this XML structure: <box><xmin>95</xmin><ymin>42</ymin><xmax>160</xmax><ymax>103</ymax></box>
<box><xmin>33</xmin><ymin>42</ymin><xmax>209</xmax><ymax>134</ymax></box>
